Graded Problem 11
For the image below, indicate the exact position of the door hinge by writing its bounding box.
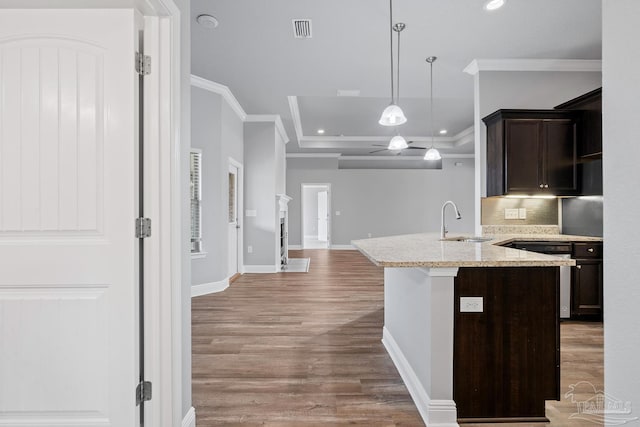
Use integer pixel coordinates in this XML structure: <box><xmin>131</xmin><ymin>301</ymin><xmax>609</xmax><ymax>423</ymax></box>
<box><xmin>136</xmin><ymin>381</ymin><xmax>152</xmax><ymax>406</ymax></box>
<box><xmin>135</xmin><ymin>218</ymin><xmax>152</xmax><ymax>238</ymax></box>
<box><xmin>135</xmin><ymin>52</ymin><xmax>151</xmax><ymax>75</ymax></box>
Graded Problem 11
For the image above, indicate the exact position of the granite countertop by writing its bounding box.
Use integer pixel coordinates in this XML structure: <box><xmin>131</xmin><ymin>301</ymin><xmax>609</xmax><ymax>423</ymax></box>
<box><xmin>351</xmin><ymin>233</ymin><xmax>602</xmax><ymax>268</ymax></box>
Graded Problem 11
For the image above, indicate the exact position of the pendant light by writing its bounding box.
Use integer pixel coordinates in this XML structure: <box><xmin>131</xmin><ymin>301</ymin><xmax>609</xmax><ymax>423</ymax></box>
<box><xmin>385</xmin><ymin>23</ymin><xmax>408</xmax><ymax>149</ymax></box>
<box><xmin>424</xmin><ymin>56</ymin><xmax>442</xmax><ymax>161</ymax></box>
<box><xmin>379</xmin><ymin>0</ymin><xmax>407</xmax><ymax>127</ymax></box>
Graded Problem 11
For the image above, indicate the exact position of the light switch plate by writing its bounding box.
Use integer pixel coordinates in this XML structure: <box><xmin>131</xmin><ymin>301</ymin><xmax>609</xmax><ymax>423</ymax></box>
<box><xmin>460</xmin><ymin>297</ymin><xmax>483</xmax><ymax>313</ymax></box>
<box><xmin>335</xmin><ymin>211</ymin><xmax>341</xmax><ymax>216</ymax></box>
<box><xmin>504</xmin><ymin>208</ymin><xmax>519</xmax><ymax>219</ymax></box>
<box><xmin>518</xmin><ymin>208</ymin><xmax>527</xmax><ymax>219</ymax></box>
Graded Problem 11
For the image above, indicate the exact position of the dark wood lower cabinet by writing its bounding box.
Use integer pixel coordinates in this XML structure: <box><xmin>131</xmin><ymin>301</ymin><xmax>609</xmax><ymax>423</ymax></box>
<box><xmin>454</xmin><ymin>267</ymin><xmax>560</xmax><ymax>423</ymax></box>
<box><xmin>572</xmin><ymin>259</ymin><xmax>603</xmax><ymax>319</ymax></box>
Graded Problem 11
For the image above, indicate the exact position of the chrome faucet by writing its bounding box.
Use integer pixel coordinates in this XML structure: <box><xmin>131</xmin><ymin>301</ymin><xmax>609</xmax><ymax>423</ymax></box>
<box><xmin>440</xmin><ymin>200</ymin><xmax>462</xmax><ymax>239</ymax></box>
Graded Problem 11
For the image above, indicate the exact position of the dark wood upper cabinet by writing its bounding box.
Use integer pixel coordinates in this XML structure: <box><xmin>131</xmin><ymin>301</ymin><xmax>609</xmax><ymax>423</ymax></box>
<box><xmin>483</xmin><ymin>110</ymin><xmax>579</xmax><ymax>196</ymax></box>
<box><xmin>555</xmin><ymin>88</ymin><xmax>602</xmax><ymax>159</ymax></box>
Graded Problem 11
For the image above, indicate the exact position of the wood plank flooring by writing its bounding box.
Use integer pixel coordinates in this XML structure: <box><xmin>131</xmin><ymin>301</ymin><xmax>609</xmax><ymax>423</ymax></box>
<box><xmin>192</xmin><ymin>249</ymin><xmax>603</xmax><ymax>426</ymax></box>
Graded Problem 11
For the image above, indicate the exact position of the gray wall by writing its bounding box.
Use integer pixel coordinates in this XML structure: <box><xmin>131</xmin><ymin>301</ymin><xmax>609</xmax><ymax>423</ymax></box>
<box><xmin>472</xmin><ymin>69</ymin><xmax>602</xmax><ymax>232</ymax></box>
<box><xmin>244</xmin><ymin>123</ymin><xmax>277</xmax><ymax>266</ymax></box>
<box><xmin>603</xmin><ymin>1</ymin><xmax>640</xmax><ymax>420</ymax></box>
<box><xmin>191</xmin><ymin>87</ymin><xmax>244</xmax><ymax>285</ymax></box>
<box><xmin>287</xmin><ymin>158</ymin><xmax>475</xmax><ymax>246</ymax></box>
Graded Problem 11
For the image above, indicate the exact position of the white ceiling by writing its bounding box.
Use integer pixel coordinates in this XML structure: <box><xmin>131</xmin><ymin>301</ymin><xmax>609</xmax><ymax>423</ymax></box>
<box><xmin>191</xmin><ymin>0</ymin><xmax>601</xmax><ymax>157</ymax></box>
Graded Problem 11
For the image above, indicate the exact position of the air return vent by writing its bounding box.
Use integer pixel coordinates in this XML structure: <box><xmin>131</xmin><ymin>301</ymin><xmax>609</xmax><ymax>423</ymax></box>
<box><xmin>292</xmin><ymin>19</ymin><xmax>312</xmax><ymax>38</ymax></box>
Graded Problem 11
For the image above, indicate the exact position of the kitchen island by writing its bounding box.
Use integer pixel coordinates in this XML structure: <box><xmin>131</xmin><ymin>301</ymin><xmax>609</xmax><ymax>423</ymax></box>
<box><xmin>352</xmin><ymin>233</ymin><xmax>578</xmax><ymax>427</ymax></box>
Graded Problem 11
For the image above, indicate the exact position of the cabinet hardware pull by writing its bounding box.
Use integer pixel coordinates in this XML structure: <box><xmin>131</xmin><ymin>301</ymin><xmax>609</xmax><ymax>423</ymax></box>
<box><xmin>577</xmin><ymin>265</ymin><xmax>582</xmax><ymax>269</ymax></box>
<box><xmin>539</xmin><ymin>184</ymin><xmax>544</xmax><ymax>188</ymax></box>
<box><xmin>587</xmin><ymin>248</ymin><xmax>594</xmax><ymax>253</ymax></box>
<box><xmin>544</xmin><ymin>184</ymin><xmax>549</xmax><ymax>188</ymax></box>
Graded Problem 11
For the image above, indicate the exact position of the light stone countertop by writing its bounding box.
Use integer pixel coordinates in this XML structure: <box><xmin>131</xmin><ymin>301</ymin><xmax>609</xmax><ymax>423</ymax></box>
<box><xmin>351</xmin><ymin>233</ymin><xmax>601</xmax><ymax>268</ymax></box>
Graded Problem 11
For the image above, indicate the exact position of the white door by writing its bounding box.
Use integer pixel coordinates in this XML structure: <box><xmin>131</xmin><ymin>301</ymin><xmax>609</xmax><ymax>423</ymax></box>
<box><xmin>0</xmin><ymin>10</ymin><xmax>139</xmax><ymax>426</ymax></box>
<box><xmin>317</xmin><ymin>190</ymin><xmax>328</xmax><ymax>242</ymax></box>
<box><xmin>228</xmin><ymin>163</ymin><xmax>239</xmax><ymax>277</ymax></box>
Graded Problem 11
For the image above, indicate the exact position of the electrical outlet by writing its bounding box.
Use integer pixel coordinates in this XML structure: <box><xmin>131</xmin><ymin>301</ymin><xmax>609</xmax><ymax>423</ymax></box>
<box><xmin>247</xmin><ymin>245</ymin><xmax>253</xmax><ymax>253</ymax></box>
<box><xmin>518</xmin><ymin>208</ymin><xmax>527</xmax><ymax>219</ymax></box>
<box><xmin>335</xmin><ymin>211</ymin><xmax>341</xmax><ymax>216</ymax></box>
<box><xmin>367</xmin><ymin>233</ymin><xmax>372</xmax><ymax>238</ymax></box>
<box><xmin>460</xmin><ymin>297</ymin><xmax>483</xmax><ymax>313</ymax></box>
<box><xmin>504</xmin><ymin>208</ymin><xmax>519</xmax><ymax>219</ymax></box>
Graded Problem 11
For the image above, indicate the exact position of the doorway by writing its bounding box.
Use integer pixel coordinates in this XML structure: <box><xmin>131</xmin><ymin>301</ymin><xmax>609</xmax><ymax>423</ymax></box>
<box><xmin>228</xmin><ymin>159</ymin><xmax>243</xmax><ymax>279</ymax></box>
<box><xmin>301</xmin><ymin>184</ymin><xmax>331</xmax><ymax>249</ymax></box>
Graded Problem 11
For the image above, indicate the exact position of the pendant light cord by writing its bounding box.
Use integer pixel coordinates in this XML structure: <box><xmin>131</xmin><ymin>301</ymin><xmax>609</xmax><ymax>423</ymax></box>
<box><xmin>430</xmin><ymin>60</ymin><xmax>434</xmax><ymax>147</ymax></box>
<box><xmin>389</xmin><ymin>0</ymin><xmax>394</xmax><ymax>104</ymax></box>
<box><xmin>397</xmin><ymin>25</ymin><xmax>401</xmax><ymax>104</ymax></box>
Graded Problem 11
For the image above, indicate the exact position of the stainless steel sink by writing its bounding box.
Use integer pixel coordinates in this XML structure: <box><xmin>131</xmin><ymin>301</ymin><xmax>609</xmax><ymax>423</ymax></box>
<box><xmin>440</xmin><ymin>236</ymin><xmax>493</xmax><ymax>243</ymax></box>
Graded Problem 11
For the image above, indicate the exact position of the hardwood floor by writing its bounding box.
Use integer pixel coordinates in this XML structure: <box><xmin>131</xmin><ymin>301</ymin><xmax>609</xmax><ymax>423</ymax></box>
<box><xmin>192</xmin><ymin>250</ymin><xmax>603</xmax><ymax>426</ymax></box>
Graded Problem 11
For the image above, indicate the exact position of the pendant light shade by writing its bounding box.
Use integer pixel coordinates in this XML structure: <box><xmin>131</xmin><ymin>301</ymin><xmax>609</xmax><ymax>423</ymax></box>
<box><xmin>379</xmin><ymin>104</ymin><xmax>407</xmax><ymax>126</ymax></box>
<box><xmin>424</xmin><ymin>147</ymin><xmax>441</xmax><ymax>160</ymax></box>
<box><xmin>388</xmin><ymin>135</ymin><xmax>408</xmax><ymax>150</ymax></box>
<box><xmin>424</xmin><ymin>56</ymin><xmax>442</xmax><ymax>161</ymax></box>
<box><xmin>379</xmin><ymin>1</ymin><xmax>406</xmax><ymax>127</ymax></box>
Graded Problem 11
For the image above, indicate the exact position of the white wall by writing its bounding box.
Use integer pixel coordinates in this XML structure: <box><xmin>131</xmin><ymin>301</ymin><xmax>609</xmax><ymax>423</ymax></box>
<box><xmin>287</xmin><ymin>158</ymin><xmax>475</xmax><ymax>246</ymax></box>
<box><xmin>471</xmin><ymin>69</ymin><xmax>602</xmax><ymax>233</ymax></box>
<box><xmin>190</xmin><ymin>86</ymin><xmax>244</xmax><ymax>285</ymax></box>
<box><xmin>602</xmin><ymin>1</ymin><xmax>640</xmax><ymax>424</ymax></box>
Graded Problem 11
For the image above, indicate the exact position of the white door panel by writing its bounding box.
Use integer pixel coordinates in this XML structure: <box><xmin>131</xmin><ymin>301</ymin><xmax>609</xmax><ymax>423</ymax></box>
<box><xmin>317</xmin><ymin>190</ymin><xmax>328</xmax><ymax>242</ymax></box>
<box><xmin>0</xmin><ymin>9</ymin><xmax>138</xmax><ymax>427</ymax></box>
<box><xmin>228</xmin><ymin>164</ymin><xmax>239</xmax><ymax>277</ymax></box>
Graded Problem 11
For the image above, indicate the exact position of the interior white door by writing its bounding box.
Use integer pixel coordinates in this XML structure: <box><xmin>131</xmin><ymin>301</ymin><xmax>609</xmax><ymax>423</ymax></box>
<box><xmin>0</xmin><ymin>10</ymin><xmax>139</xmax><ymax>426</ymax></box>
<box><xmin>317</xmin><ymin>190</ymin><xmax>328</xmax><ymax>242</ymax></box>
<box><xmin>228</xmin><ymin>164</ymin><xmax>239</xmax><ymax>277</ymax></box>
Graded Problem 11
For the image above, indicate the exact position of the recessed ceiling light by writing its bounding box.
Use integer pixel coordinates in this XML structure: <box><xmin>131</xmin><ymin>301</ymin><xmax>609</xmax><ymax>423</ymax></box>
<box><xmin>337</xmin><ymin>89</ymin><xmax>361</xmax><ymax>97</ymax></box>
<box><xmin>197</xmin><ymin>14</ymin><xmax>219</xmax><ymax>29</ymax></box>
<box><xmin>439</xmin><ymin>129</ymin><xmax>448</xmax><ymax>135</ymax></box>
<box><xmin>317</xmin><ymin>129</ymin><xmax>325</xmax><ymax>135</ymax></box>
<box><xmin>484</xmin><ymin>0</ymin><xmax>506</xmax><ymax>11</ymax></box>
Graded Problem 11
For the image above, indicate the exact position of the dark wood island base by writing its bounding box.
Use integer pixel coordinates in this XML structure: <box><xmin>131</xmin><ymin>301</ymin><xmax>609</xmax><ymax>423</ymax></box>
<box><xmin>454</xmin><ymin>267</ymin><xmax>560</xmax><ymax>422</ymax></box>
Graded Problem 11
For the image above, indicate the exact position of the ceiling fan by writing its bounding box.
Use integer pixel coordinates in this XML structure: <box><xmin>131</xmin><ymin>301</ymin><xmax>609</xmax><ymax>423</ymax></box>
<box><xmin>369</xmin><ymin>141</ymin><xmax>426</xmax><ymax>154</ymax></box>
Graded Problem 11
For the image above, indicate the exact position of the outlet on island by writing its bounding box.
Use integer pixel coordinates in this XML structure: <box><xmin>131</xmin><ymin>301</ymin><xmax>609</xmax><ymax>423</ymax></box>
<box><xmin>504</xmin><ymin>208</ymin><xmax>519</xmax><ymax>219</ymax></box>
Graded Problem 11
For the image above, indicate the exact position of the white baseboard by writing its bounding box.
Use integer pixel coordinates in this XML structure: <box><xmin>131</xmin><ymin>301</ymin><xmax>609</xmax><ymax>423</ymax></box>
<box><xmin>182</xmin><ymin>406</ymin><xmax>196</xmax><ymax>427</ymax></box>
<box><xmin>191</xmin><ymin>278</ymin><xmax>229</xmax><ymax>297</ymax></box>
<box><xmin>289</xmin><ymin>245</ymin><xmax>302</xmax><ymax>250</ymax></box>
<box><xmin>330</xmin><ymin>244</ymin><xmax>355</xmax><ymax>250</ymax></box>
<box><xmin>244</xmin><ymin>264</ymin><xmax>280</xmax><ymax>273</ymax></box>
<box><xmin>382</xmin><ymin>327</ymin><xmax>459</xmax><ymax>427</ymax></box>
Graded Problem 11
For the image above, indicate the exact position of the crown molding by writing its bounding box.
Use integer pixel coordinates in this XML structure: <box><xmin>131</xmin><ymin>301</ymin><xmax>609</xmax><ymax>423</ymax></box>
<box><xmin>245</xmin><ymin>114</ymin><xmax>290</xmax><ymax>144</ymax></box>
<box><xmin>338</xmin><ymin>154</ymin><xmax>474</xmax><ymax>161</ymax></box>
<box><xmin>288</xmin><ymin>96</ymin><xmax>304</xmax><ymax>141</ymax></box>
<box><xmin>286</xmin><ymin>153</ymin><xmax>342</xmax><ymax>159</ymax></box>
<box><xmin>190</xmin><ymin>74</ymin><xmax>247</xmax><ymax>121</ymax></box>
<box><xmin>463</xmin><ymin>59</ymin><xmax>602</xmax><ymax>76</ymax></box>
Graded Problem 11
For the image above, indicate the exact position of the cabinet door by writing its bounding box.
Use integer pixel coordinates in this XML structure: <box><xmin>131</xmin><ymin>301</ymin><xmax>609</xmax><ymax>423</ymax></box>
<box><xmin>571</xmin><ymin>260</ymin><xmax>603</xmax><ymax>319</ymax></box>
<box><xmin>505</xmin><ymin>120</ymin><xmax>543</xmax><ymax>193</ymax></box>
<box><xmin>544</xmin><ymin>120</ymin><xmax>578</xmax><ymax>194</ymax></box>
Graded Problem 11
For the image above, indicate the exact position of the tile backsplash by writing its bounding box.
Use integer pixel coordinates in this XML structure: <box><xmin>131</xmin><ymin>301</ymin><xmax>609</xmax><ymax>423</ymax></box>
<box><xmin>481</xmin><ymin>197</ymin><xmax>558</xmax><ymax>226</ymax></box>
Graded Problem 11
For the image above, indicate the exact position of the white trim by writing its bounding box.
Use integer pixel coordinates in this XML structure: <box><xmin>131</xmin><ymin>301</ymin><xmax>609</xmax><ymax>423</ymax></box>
<box><xmin>338</xmin><ymin>154</ymin><xmax>475</xmax><ymax>161</ymax></box>
<box><xmin>190</xmin><ymin>74</ymin><xmax>247</xmax><ymax>121</ymax></box>
<box><xmin>463</xmin><ymin>58</ymin><xmax>603</xmax><ymax>75</ymax></box>
<box><xmin>244</xmin><ymin>265</ymin><xmax>280</xmax><ymax>273</ymax></box>
<box><xmin>330</xmin><ymin>244</ymin><xmax>355</xmax><ymax>250</ymax></box>
<box><xmin>289</xmin><ymin>244</ymin><xmax>302</xmax><ymax>250</ymax></box>
<box><xmin>417</xmin><ymin>267</ymin><xmax>460</xmax><ymax>278</ymax></box>
<box><xmin>287</xmin><ymin>152</ymin><xmax>342</xmax><ymax>159</ymax></box>
<box><xmin>288</xmin><ymin>96</ymin><xmax>304</xmax><ymax>142</ymax></box>
<box><xmin>191</xmin><ymin>251</ymin><xmax>207</xmax><ymax>259</ymax></box>
<box><xmin>191</xmin><ymin>278</ymin><xmax>229</xmax><ymax>297</ymax></box>
<box><xmin>382</xmin><ymin>327</ymin><xmax>459</xmax><ymax>427</ymax></box>
<box><xmin>181</xmin><ymin>407</ymin><xmax>196</xmax><ymax>427</ymax></box>
<box><xmin>246</xmin><ymin>114</ymin><xmax>290</xmax><ymax>144</ymax></box>
<box><xmin>228</xmin><ymin>157</ymin><xmax>244</xmax><ymax>280</ymax></box>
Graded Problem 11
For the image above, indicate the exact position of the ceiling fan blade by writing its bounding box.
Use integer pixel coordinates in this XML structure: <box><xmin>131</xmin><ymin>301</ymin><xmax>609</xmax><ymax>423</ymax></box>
<box><xmin>372</xmin><ymin>144</ymin><xmax>387</xmax><ymax>147</ymax></box>
<box><xmin>406</xmin><ymin>146</ymin><xmax>425</xmax><ymax>150</ymax></box>
<box><xmin>369</xmin><ymin>148</ymin><xmax>388</xmax><ymax>154</ymax></box>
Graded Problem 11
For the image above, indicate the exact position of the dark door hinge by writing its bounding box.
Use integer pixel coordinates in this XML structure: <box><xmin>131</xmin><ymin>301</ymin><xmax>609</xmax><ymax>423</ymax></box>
<box><xmin>135</xmin><ymin>218</ymin><xmax>152</xmax><ymax>238</ymax></box>
<box><xmin>136</xmin><ymin>381</ymin><xmax>152</xmax><ymax>406</ymax></box>
<box><xmin>135</xmin><ymin>52</ymin><xmax>151</xmax><ymax>75</ymax></box>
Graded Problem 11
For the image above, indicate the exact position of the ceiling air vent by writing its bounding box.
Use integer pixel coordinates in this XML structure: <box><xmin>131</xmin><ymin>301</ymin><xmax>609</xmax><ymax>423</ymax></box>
<box><xmin>292</xmin><ymin>19</ymin><xmax>312</xmax><ymax>38</ymax></box>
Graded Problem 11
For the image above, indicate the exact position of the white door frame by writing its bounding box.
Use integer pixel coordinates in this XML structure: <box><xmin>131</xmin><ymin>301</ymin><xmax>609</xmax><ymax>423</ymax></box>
<box><xmin>0</xmin><ymin>2</ymin><xmax>184</xmax><ymax>426</ymax></box>
<box><xmin>229</xmin><ymin>157</ymin><xmax>244</xmax><ymax>275</ymax></box>
<box><xmin>300</xmin><ymin>183</ymin><xmax>332</xmax><ymax>249</ymax></box>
